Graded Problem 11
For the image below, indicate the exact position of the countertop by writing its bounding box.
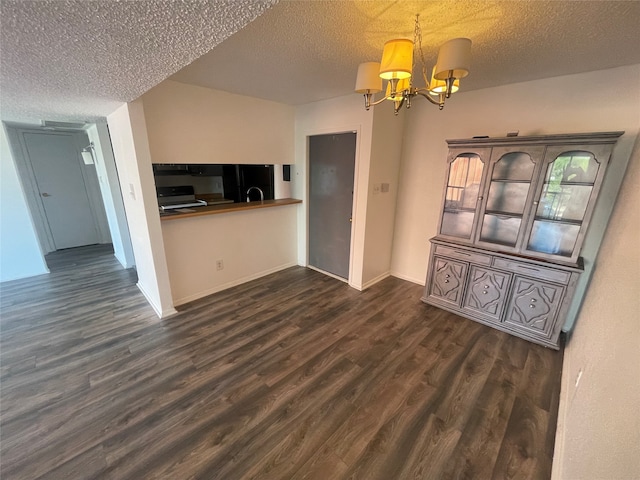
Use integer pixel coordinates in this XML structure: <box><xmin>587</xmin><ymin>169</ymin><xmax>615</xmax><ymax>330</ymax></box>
<box><xmin>159</xmin><ymin>198</ymin><xmax>302</xmax><ymax>221</ymax></box>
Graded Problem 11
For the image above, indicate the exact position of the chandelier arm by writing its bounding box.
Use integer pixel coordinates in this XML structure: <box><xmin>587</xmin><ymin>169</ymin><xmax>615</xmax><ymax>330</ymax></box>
<box><xmin>412</xmin><ymin>89</ymin><xmax>443</xmax><ymax>107</ymax></box>
<box><xmin>369</xmin><ymin>95</ymin><xmax>388</xmax><ymax>107</ymax></box>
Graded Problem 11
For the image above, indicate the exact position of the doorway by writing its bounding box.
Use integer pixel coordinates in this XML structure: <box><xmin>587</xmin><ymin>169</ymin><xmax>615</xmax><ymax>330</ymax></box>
<box><xmin>23</xmin><ymin>131</ymin><xmax>102</xmax><ymax>249</ymax></box>
<box><xmin>308</xmin><ymin>132</ymin><xmax>357</xmax><ymax>280</ymax></box>
<box><xmin>6</xmin><ymin>126</ymin><xmax>112</xmax><ymax>259</ymax></box>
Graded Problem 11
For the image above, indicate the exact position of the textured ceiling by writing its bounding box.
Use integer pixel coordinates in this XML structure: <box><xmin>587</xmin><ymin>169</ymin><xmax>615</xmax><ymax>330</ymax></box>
<box><xmin>172</xmin><ymin>0</ymin><xmax>640</xmax><ymax>105</ymax></box>
<box><xmin>0</xmin><ymin>0</ymin><xmax>277</xmax><ymax>123</ymax></box>
<box><xmin>1</xmin><ymin>1</ymin><xmax>639</xmax><ymax>124</ymax></box>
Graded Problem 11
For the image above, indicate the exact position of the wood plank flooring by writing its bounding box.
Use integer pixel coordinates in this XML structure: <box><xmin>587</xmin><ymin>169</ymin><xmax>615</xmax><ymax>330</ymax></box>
<box><xmin>0</xmin><ymin>244</ymin><xmax>564</xmax><ymax>479</ymax></box>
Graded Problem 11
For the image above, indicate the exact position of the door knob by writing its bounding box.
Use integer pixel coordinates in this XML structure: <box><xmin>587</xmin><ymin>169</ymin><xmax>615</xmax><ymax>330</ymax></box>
<box><xmin>41</xmin><ymin>192</ymin><xmax>51</xmax><ymax>197</ymax></box>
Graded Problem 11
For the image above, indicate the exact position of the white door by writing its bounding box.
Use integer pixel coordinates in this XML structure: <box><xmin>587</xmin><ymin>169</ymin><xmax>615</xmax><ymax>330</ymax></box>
<box><xmin>308</xmin><ymin>132</ymin><xmax>357</xmax><ymax>280</ymax></box>
<box><xmin>23</xmin><ymin>132</ymin><xmax>100</xmax><ymax>249</ymax></box>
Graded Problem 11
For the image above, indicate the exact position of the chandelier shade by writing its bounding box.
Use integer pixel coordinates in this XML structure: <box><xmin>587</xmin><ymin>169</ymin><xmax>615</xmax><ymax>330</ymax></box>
<box><xmin>379</xmin><ymin>39</ymin><xmax>413</xmax><ymax>80</ymax></box>
<box><xmin>355</xmin><ymin>62</ymin><xmax>383</xmax><ymax>93</ymax></box>
<box><xmin>434</xmin><ymin>38</ymin><xmax>472</xmax><ymax>80</ymax></box>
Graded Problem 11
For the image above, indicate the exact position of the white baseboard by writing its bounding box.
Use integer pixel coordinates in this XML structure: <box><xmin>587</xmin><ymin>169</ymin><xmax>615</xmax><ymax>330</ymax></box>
<box><xmin>360</xmin><ymin>271</ymin><xmax>391</xmax><ymax>290</ymax></box>
<box><xmin>389</xmin><ymin>271</ymin><xmax>425</xmax><ymax>286</ymax></box>
<box><xmin>136</xmin><ymin>282</ymin><xmax>177</xmax><ymax>318</ymax></box>
<box><xmin>173</xmin><ymin>262</ymin><xmax>298</xmax><ymax>307</ymax></box>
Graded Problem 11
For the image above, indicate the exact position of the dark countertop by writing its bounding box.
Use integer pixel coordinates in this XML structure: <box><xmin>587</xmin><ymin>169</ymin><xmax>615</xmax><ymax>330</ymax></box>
<box><xmin>159</xmin><ymin>198</ymin><xmax>302</xmax><ymax>221</ymax></box>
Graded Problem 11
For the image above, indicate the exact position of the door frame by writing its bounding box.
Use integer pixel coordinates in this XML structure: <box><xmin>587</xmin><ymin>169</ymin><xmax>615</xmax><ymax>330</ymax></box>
<box><xmin>5</xmin><ymin>125</ymin><xmax>108</xmax><ymax>253</ymax></box>
<box><xmin>305</xmin><ymin>126</ymin><xmax>362</xmax><ymax>287</ymax></box>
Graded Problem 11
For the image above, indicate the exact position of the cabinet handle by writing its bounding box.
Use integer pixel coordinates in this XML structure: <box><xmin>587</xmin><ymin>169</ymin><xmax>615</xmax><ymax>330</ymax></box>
<box><xmin>444</xmin><ymin>280</ymin><xmax>450</xmax><ymax>283</ymax></box>
<box><xmin>445</xmin><ymin>274</ymin><xmax>451</xmax><ymax>278</ymax></box>
<box><xmin>530</xmin><ymin>298</ymin><xmax>537</xmax><ymax>303</ymax></box>
<box><xmin>478</xmin><ymin>196</ymin><xmax>484</xmax><ymax>200</ymax></box>
<box><xmin>484</xmin><ymin>285</ymin><xmax>489</xmax><ymax>289</ymax></box>
<box><xmin>529</xmin><ymin>304</ymin><xmax>535</xmax><ymax>308</ymax></box>
<box><xmin>482</xmin><ymin>290</ymin><xmax>488</xmax><ymax>294</ymax></box>
<box><xmin>533</xmin><ymin>201</ymin><xmax>539</xmax><ymax>205</ymax></box>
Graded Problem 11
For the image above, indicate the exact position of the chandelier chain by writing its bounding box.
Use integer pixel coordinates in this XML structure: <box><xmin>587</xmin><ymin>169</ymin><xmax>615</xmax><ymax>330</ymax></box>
<box><xmin>413</xmin><ymin>14</ymin><xmax>428</xmax><ymax>87</ymax></box>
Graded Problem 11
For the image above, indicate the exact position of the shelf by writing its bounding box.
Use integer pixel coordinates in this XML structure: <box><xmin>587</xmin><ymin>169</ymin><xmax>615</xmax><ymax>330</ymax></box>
<box><xmin>484</xmin><ymin>210</ymin><xmax>524</xmax><ymax>219</ymax></box>
<box><xmin>544</xmin><ymin>181</ymin><xmax>595</xmax><ymax>187</ymax></box>
<box><xmin>444</xmin><ymin>207</ymin><xmax>476</xmax><ymax>214</ymax></box>
<box><xmin>490</xmin><ymin>179</ymin><xmax>532</xmax><ymax>183</ymax></box>
<box><xmin>533</xmin><ymin>216</ymin><xmax>583</xmax><ymax>226</ymax></box>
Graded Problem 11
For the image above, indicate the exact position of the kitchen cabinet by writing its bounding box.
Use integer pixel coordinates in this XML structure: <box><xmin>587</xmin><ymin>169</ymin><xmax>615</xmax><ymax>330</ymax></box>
<box><xmin>423</xmin><ymin>132</ymin><xmax>623</xmax><ymax>348</ymax></box>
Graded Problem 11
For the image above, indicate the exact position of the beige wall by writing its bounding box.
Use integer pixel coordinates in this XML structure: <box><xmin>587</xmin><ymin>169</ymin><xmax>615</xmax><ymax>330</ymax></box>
<box><xmin>362</xmin><ymin>103</ymin><xmax>404</xmax><ymax>287</ymax></box>
<box><xmin>552</xmin><ymin>135</ymin><xmax>640</xmax><ymax>480</ymax></box>
<box><xmin>294</xmin><ymin>94</ymin><xmax>374</xmax><ymax>289</ymax></box>
<box><xmin>141</xmin><ymin>80</ymin><xmax>295</xmax><ymax>165</ymax></box>
<box><xmin>107</xmin><ymin>101</ymin><xmax>175</xmax><ymax>317</ymax></box>
<box><xmin>162</xmin><ymin>206</ymin><xmax>299</xmax><ymax>305</ymax></box>
<box><xmin>390</xmin><ymin>64</ymin><xmax>640</xmax><ymax>478</ymax></box>
<box><xmin>391</xmin><ymin>64</ymin><xmax>640</xmax><ymax>285</ymax></box>
<box><xmin>139</xmin><ymin>81</ymin><xmax>300</xmax><ymax>305</ymax></box>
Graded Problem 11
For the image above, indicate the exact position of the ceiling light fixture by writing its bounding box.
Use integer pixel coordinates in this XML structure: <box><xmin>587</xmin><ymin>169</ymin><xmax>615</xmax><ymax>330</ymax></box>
<box><xmin>355</xmin><ymin>14</ymin><xmax>471</xmax><ymax>115</ymax></box>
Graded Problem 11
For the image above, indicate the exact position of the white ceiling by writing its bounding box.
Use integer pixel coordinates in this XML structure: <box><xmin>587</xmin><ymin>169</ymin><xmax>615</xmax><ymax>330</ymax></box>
<box><xmin>2</xmin><ymin>0</ymin><xmax>639</xmax><ymax>124</ymax></box>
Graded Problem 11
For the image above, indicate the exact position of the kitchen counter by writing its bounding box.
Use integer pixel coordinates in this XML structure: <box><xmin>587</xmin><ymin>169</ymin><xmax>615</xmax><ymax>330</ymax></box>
<box><xmin>159</xmin><ymin>198</ymin><xmax>302</xmax><ymax>221</ymax></box>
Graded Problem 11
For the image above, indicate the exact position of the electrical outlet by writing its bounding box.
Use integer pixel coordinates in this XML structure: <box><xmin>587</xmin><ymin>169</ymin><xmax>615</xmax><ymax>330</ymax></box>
<box><xmin>216</xmin><ymin>259</ymin><xmax>224</xmax><ymax>271</ymax></box>
<box><xmin>381</xmin><ymin>182</ymin><xmax>390</xmax><ymax>193</ymax></box>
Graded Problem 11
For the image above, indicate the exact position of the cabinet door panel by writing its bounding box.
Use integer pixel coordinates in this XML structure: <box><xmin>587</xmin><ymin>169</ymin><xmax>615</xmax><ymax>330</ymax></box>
<box><xmin>476</xmin><ymin>146</ymin><xmax>545</xmax><ymax>252</ymax></box>
<box><xmin>504</xmin><ymin>277</ymin><xmax>564</xmax><ymax>337</ymax></box>
<box><xmin>522</xmin><ymin>144</ymin><xmax>613</xmax><ymax>262</ymax></box>
<box><xmin>463</xmin><ymin>266</ymin><xmax>511</xmax><ymax>321</ymax></box>
<box><xmin>429</xmin><ymin>257</ymin><xmax>467</xmax><ymax>306</ymax></box>
<box><xmin>437</xmin><ymin>148</ymin><xmax>491</xmax><ymax>242</ymax></box>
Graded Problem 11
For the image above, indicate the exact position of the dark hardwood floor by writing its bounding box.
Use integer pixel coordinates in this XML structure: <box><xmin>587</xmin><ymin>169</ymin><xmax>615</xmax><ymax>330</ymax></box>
<box><xmin>0</xmin><ymin>245</ymin><xmax>564</xmax><ymax>479</ymax></box>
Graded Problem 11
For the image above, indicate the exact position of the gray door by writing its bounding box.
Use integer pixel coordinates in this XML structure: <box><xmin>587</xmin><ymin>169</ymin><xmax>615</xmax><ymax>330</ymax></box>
<box><xmin>308</xmin><ymin>132</ymin><xmax>356</xmax><ymax>279</ymax></box>
<box><xmin>24</xmin><ymin>132</ymin><xmax>100</xmax><ymax>249</ymax></box>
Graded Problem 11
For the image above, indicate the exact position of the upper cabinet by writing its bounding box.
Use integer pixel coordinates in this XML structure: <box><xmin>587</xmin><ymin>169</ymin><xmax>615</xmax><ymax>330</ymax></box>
<box><xmin>436</xmin><ymin>132</ymin><xmax>623</xmax><ymax>265</ymax></box>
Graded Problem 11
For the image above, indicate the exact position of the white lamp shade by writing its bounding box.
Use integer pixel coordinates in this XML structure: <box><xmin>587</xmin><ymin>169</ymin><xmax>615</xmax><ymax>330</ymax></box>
<box><xmin>386</xmin><ymin>78</ymin><xmax>410</xmax><ymax>100</ymax></box>
<box><xmin>434</xmin><ymin>37</ymin><xmax>471</xmax><ymax>80</ymax></box>
<box><xmin>428</xmin><ymin>66</ymin><xmax>459</xmax><ymax>95</ymax></box>
<box><xmin>379</xmin><ymin>39</ymin><xmax>413</xmax><ymax>80</ymax></box>
<box><xmin>355</xmin><ymin>62</ymin><xmax>383</xmax><ymax>93</ymax></box>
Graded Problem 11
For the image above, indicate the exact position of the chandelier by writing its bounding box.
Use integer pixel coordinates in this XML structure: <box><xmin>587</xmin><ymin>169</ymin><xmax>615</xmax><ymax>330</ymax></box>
<box><xmin>355</xmin><ymin>14</ymin><xmax>471</xmax><ymax>114</ymax></box>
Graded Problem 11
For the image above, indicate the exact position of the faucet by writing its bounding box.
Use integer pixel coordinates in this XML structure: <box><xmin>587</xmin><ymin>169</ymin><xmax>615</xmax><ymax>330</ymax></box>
<box><xmin>246</xmin><ymin>186</ymin><xmax>264</xmax><ymax>202</ymax></box>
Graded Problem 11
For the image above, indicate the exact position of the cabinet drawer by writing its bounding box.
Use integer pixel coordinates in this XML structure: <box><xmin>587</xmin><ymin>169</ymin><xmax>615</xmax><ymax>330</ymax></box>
<box><xmin>492</xmin><ymin>258</ymin><xmax>570</xmax><ymax>284</ymax></box>
<box><xmin>434</xmin><ymin>245</ymin><xmax>491</xmax><ymax>266</ymax></box>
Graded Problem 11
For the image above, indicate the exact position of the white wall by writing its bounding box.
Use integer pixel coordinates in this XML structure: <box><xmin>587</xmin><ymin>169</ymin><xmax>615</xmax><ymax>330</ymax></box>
<box><xmin>141</xmin><ymin>80</ymin><xmax>295</xmax><ymax>165</ymax></box>
<box><xmin>0</xmin><ymin>126</ymin><xmax>48</xmax><ymax>281</ymax></box>
<box><xmin>162</xmin><ymin>205</ymin><xmax>299</xmax><ymax>305</ymax></box>
<box><xmin>107</xmin><ymin>101</ymin><xmax>175</xmax><ymax>318</ymax></box>
<box><xmin>391</xmin><ymin>65</ymin><xmax>640</xmax><ymax>286</ymax></box>
<box><xmin>87</xmin><ymin>123</ymin><xmax>135</xmax><ymax>268</ymax></box>
<box><xmin>294</xmin><ymin>94</ymin><xmax>374</xmax><ymax>289</ymax></box>
<box><xmin>552</xmin><ymin>133</ymin><xmax>640</xmax><ymax>480</ymax></box>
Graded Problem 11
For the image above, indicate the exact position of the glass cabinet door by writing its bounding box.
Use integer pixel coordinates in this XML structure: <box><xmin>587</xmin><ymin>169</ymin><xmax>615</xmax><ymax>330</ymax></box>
<box><xmin>439</xmin><ymin>152</ymin><xmax>486</xmax><ymax>240</ymax></box>
<box><xmin>477</xmin><ymin>147</ymin><xmax>544</xmax><ymax>249</ymax></box>
<box><xmin>524</xmin><ymin>149</ymin><xmax>604</xmax><ymax>260</ymax></box>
